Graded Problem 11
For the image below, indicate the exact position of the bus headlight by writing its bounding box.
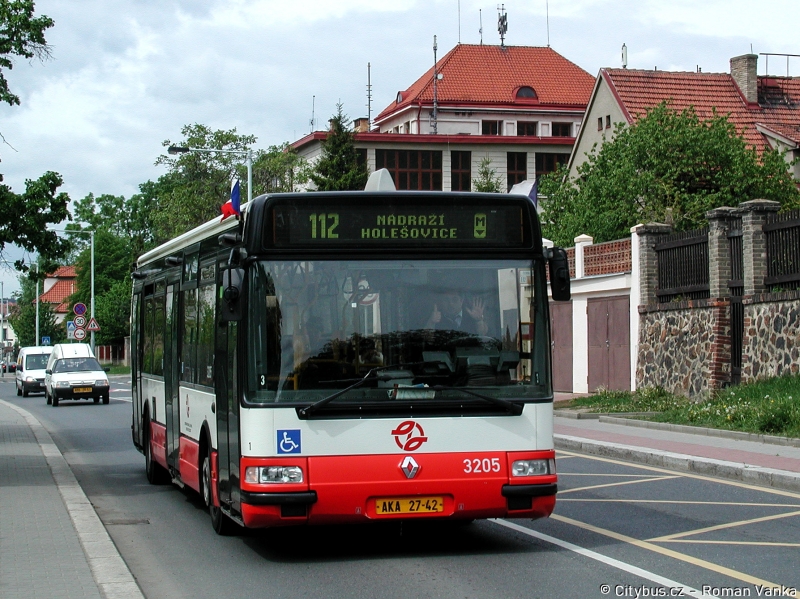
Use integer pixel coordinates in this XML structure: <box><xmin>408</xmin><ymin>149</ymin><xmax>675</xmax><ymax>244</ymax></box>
<box><xmin>244</xmin><ymin>466</ymin><xmax>303</xmax><ymax>484</ymax></box>
<box><xmin>511</xmin><ymin>459</ymin><xmax>556</xmax><ymax>477</ymax></box>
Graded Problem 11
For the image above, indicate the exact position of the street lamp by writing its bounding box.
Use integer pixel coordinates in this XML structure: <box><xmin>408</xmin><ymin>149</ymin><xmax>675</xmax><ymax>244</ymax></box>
<box><xmin>167</xmin><ymin>145</ymin><xmax>253</xmax><ymax>206</ymax></box>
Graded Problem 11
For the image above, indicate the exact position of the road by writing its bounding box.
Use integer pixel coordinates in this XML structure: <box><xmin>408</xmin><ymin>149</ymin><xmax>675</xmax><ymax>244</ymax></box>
<box><xmin>3</xmin><ymin>377</ymin><xmax>799</xmax><ymax>599</ymax></box>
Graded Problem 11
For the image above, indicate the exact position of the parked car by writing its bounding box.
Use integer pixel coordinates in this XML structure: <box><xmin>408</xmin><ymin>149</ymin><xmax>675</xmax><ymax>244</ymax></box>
<box><xmin>16</xmin><ymin>346</ymin><xmax>54</xmax><ymax>396</ymax></box>
<box><xmin>44</xmin><ymin>343</ymin><xmax>110</xmax><ymax>406</ymax></box>
<box><xmin>2</xmin><ymin>361</ymin><xmax>16</xmax><ymax>373</ymax></box>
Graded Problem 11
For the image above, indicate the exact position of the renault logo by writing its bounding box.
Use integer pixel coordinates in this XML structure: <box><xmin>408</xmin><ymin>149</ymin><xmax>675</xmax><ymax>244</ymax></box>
<box><xmin>400</xmin><ymin>456</ymin><xmax>419</xmax><ymax>479</ymax></box>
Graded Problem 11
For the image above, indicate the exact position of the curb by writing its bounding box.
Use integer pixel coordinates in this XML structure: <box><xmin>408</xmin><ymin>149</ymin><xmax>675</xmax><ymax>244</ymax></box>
<box><xmin>554</xmin><ymin>433</ymin><xmax>800</xmax><ymax>494</ymax></box>
<box><xmin>0</xmin><ymin>399</ymin><xmax>145</xmax><ymax>599</ymax></box>
<box><xmin>555</xmin><ymin>411</ymin><xmax>800</xmax><ymax>448</ymax></box>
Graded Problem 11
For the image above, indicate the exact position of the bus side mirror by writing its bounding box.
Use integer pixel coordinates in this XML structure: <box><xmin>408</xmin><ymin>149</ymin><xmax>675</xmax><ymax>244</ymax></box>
<box><xmin>548</xmin><ymin>247</ymin><xmax>571</xmax><ymax>302</ymax></box>
<box><xmin>221</xmin><ymin>267</ymin><xmax>245</xmax><ymax>322</ymax></box>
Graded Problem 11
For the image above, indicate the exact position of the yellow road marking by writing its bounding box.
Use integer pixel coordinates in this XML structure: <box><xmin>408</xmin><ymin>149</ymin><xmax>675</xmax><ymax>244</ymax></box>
<box><xmin>551</xmin><ymin>513</ymin><xmax>786</xmax><ymax>591</ymax></box>
<box><xmin>648</xmin><ymin>509</ymin><xmax>800</xmax><ymax>541</ymax></box>
<box><xmin>557</xmin><ymin>450</ymin><xmax>800</xmax><ymax>500</ymax></box>
<box><xmin>660</xmin><ymin>540</ymin><xmax>800</xmax><ymax>547</ymax></box>
<box><xmin>560</xmin><ymin>475</ymin><xmax>680</xmax><ymax>494</ymax></box>
<box><xmin>557</xmin><ymin>499</ymin><xmax>800</xmax><ymax>508</ymax></box>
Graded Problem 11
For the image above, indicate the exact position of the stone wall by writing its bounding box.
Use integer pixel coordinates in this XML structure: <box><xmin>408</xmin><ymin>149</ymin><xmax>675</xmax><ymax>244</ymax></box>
<box><xmin>638</xmin><ymin>299</ymin><xmax>730</xmax><ymax>397</ymax></box>
<box><xmin>741</xmin><ymin>291</ymin><xmax>800</xmax><ymax>381</ymax></box>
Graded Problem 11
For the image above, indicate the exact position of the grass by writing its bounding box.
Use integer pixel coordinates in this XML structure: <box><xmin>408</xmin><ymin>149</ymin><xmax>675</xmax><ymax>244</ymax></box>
<box><xmin>558</xmin><ymin>373</ymin><xmax>800</xmax><ymax>439</ymax></box>
<box><xmin>106</xmin><ymin>364</ymin><xmax>131</xmax><ymax>375</ymax></box>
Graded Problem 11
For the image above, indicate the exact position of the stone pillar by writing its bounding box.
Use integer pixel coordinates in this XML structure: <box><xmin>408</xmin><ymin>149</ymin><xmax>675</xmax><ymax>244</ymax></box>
<box><xmin>736</xmin><ymin>199</ymin><xmax>780</xmax><ymax>296</ymax></box>
<box><xmin>573</xmin><ymin>234</ymin><xmax>593</xmax><ymax>279</ymax></box>
<box><xmin>706</xmin><ymin>207</ymin><xmax>735</xmax><ymax>298</ymax></box>
<box><xmin>631</xmin><ymin>223</ymin><xmax>672</xmax><ymax>306</ymax></box>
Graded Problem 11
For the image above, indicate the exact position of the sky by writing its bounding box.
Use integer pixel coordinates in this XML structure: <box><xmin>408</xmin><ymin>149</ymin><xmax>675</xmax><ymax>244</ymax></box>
<box><xmin>1</xmin><ymin>0</ymin><xmax>799</xmax><ymax>295</ymax></box>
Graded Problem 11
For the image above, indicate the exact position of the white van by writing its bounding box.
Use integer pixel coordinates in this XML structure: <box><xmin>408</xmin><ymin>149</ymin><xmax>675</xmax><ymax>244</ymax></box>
<box><xmin>44</xmin><ymin>343</ymin><xmax>110</xmax><ymax>407</ymax></box>
<box><xmin>16</xmin><ymin>346</ymin><xmax>55</xmax><ymax>397</ymax></box>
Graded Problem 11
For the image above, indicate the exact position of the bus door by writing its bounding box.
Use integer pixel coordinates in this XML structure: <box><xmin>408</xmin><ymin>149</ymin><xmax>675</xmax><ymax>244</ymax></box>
<box><xmin>215</xmin><ymin>283</ymin><xmax>241</xmax><ymax>510</ymax></box>
<box><xmin>131</xmin><ymin>292</ymin><xmax>143</xmax><ymax>448</ymax></box>
<box><xmin>165</xmin><ymin>282</ymin><xmax>181</xmax><ymax>469</ymax></box>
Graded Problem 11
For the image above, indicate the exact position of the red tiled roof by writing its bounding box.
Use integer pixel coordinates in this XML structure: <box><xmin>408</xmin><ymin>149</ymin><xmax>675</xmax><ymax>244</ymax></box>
<box><xmin>50</xmin><ymin>265</ymin><xmax>77</xmax><ymax>278</ymax></box>
<box><xmin>39</xmin><ymin>279</ymin><xmax>76</xmax><ymax>308</ymax></box>
<box><xmin>375</xmin><ymin>44</ymin><xmax>594</xmax><ymax>122</ymax></box>
<box><xmin>603</xmin><ymin>69</ymin><xmax>800</xmax><ymax>151</ymax></box>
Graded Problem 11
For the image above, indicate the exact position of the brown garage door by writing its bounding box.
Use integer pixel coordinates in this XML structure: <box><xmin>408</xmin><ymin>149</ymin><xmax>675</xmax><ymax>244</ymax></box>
<box><xmin>549</xmin><ymin>301</ymin><xmax>573</xmax><ymax>392</ymax></box>
<box><xmin>587</xmin><ymin>296</ymin><xmax>630</xmax><ymax>392</ymax></box>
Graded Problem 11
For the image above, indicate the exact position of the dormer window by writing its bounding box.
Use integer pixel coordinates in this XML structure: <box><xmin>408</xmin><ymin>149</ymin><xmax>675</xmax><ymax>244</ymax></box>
<box><xmin>516</xmin><ymin>86</ymin><xmax>537</xmax><ymax>99</ymax></box>
<box><xmin>396</xmin><ymin>92</ymin><xmax>403</xmax><ymax>104</ymax></box>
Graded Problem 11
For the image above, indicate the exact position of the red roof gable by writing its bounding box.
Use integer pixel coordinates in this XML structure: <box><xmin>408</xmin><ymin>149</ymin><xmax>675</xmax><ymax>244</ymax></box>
<box><xmin>376</xmin><ymin>44</ymin><xmax>594</xmax><ymax>123</ymax></box>
<box><xmin>603</xmin><ymin>69</ymin><xmax>800</xmax><ymax>151</ymax></box>
<box><xmin>39</xmin><ymin>279</ymin><xmax>76</xmax><ymax>311</ymax></box>
<box><xmin>50</xmin><ymin>265</ymin><xmax>77</xmax><ymax>279</ymax></box>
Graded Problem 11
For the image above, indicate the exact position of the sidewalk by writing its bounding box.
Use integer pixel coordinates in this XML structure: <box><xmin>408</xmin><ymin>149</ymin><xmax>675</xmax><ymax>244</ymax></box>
<box><xmin>0</xmin><ymin>398</ymin><xmax>144</xmax><ymax>599</ymax></box>
<box><xmin>553</xmin><ymin>400</ymin><xmax>800</xmax><ymax>493</ymax></box>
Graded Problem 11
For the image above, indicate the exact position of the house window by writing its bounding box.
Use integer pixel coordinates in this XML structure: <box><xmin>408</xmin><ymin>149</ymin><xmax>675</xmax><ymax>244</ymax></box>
<box><xmin>517</xmin><ymin>121</ymin><xmax>538</xmax><ymax>136</ymax></box>
<box><xmin>535</xmin><ymin>152</ymin><xmax>569</xmax><ymax>177</ymax></box>
<box><xmin>482</xmin><ymin>120</ymin><xmax>501</xmax><ymax>135</ymax></box>
<box><xmin>606</xmin><ymin>115</ymin><xmax>611</xmax><ymax>129</ymax></box>
<box><xmin>552</xmin><ymin>122</ymin><xmax>573</xmax><ymax>137</ymax></box>
<box><xmin>598</xmin><ymin>117</ymin><xmax>603</xmax><ymax>131</ymax></box>
<box><xmin>375</xmin><ymin>149</ymin><xmax>443</xmax><ymax>190</ymax></box>
<box><xmin>507</xmin><ymin>152</ymin><xmax>527</xmax><ymax>191</ymax></box>
<box><xmin>451</xmin><ymin>151</ymin><xmax>471</xmax><ymax>191</ymax></box>
<box><xmin>516</xmin><ymin>86</ymin><xmax>537</xmax><ymax>99</ymax></box>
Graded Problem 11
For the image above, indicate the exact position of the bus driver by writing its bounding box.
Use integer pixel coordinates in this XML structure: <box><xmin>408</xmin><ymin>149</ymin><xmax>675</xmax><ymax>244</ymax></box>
<box><xmin>424</xmin><ymin>291</ymin><xmax>489</xmax><ymax>336</ymax></box>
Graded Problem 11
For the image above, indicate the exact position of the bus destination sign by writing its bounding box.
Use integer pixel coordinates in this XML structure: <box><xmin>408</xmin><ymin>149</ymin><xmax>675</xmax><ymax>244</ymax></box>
<box><xmin>270</xmin><ymin>204</ymin><xmax>526</xmax><ymax>248</ymax></box>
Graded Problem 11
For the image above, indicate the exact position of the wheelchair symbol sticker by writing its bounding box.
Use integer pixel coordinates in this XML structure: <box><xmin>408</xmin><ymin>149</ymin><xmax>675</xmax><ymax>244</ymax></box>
<box><xmin>277</xmin><ymin>429</ymin><xmax>301</xmax><ymax>454</ymax></box>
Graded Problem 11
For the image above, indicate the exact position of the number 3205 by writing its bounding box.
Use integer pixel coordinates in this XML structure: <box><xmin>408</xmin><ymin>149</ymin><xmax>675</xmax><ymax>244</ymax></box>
<box><xmin>463</xmin><ymin>458</ymin><xmax>501</xmax><ymax>473</ymax></box>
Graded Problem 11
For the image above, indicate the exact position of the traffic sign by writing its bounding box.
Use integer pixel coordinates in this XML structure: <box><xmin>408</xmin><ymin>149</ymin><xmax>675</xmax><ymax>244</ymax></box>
<box><xmin>73</xmin><ymin>303</ymin><xmax>87</xmax><ymax>316</ymax></box>
<box><xmin>74</xmin><ymin>316</ymin><xmax>87</xmax><ymax>328</ymax></box>
<box><xmin>66</xmin><ymin>321</ymin><xmax>76</xmax><ymax>332</ymax></box>
<box><xmin>86</xmin><ymin>317</ymin><xmax>101</xmax><ymax>332</ymax></box>
<box><xmin>74</xmin><ymin>328</ymin><xmax>87</xmax><ymax>341</ymax></box>
<box><xmin>41</xmin><ymin>336</ymin><xmax>50</xmax><ymax>346</ymax></box>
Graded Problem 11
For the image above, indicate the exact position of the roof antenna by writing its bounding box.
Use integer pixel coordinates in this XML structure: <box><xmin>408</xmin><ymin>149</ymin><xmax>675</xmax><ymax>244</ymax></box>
<box><xmin>366</xmin><ymin>63</ymin><xmax>373</xmax><ymax>131</ymax></box>
<box><xmin>309</xmin><ymin>95</ymin><xmax>315</xmax><ymax>133</ymax></box>
<box><xmin>432</xmin><ymin>35</ymin><xmax>439</xmax><ymax>135</ymax></box>
<box><xmin>546</xmin><ymin>0</ymin><xmax>550</xmax><ymax>47</ymax></box>
<box><xmin>621</xmin><ymin>43</ymin><xmax>627</xmax><ymax>69</ymax></box>
<box><xmin>479</xmin><ymin>9</ymin><xmax>483</xmax><ymax>45</ymax></box>
<box><xmin>497</xmin><ymin>4</ymin><xmax>507</xmax><ymax>48</ymax></box>
<box><xmin>458</xmin><ymin>0</ymin><xmax>461</xmax><ymax>44</ymax></box>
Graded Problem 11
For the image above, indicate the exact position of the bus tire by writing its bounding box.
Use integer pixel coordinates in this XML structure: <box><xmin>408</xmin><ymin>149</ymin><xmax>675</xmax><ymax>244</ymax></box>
<box><xmin>144</xmin><ymin>416</ymin><xmax>168</xmax><ymax>484</ymax></box>
<box><xmin>202</xmin><ymin>449</ymin><xmax>236</xmax><ymax>536</ymax></box>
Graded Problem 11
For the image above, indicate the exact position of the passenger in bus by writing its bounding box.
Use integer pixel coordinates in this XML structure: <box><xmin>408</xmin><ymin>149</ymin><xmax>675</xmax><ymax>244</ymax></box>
<box><xmin>424</xmin><ymin>291</ymin><xmax>488</xmax><ymax>336</ymax></box>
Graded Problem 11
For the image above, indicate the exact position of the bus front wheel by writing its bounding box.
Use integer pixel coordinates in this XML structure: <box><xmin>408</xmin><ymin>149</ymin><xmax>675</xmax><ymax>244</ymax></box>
<box><xmin>202</xmin><ymin>449</ymin><xmax>236</xmax><ymax>536</ymax></box>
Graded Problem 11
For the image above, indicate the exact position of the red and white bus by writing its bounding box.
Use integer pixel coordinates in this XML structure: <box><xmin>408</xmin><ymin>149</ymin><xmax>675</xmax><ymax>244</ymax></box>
<box><xmin>131</xmin><ymin>189</ymin><xmax>571</xmax><ymax>534</ymax></box>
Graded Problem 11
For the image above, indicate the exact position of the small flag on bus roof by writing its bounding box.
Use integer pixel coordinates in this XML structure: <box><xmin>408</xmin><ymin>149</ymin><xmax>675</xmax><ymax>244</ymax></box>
<box><xmin>221</xmin><ymin>179</ymin><xmax>241</xmax><ymax>221</ymax></box>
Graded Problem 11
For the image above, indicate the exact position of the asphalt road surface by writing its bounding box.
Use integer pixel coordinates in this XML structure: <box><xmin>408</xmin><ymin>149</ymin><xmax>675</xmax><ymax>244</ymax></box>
<box><xmin>3</xmin><ymin>377</ymin><xmax>798</xmax><ymax>599</ymax></box>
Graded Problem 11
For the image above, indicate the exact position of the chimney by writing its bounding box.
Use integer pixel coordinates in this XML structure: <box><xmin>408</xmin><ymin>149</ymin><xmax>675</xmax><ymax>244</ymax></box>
<box><xmin>730</xmin><ymin>54</ymin><xmax>758</xmax><ymax>104</ymax></box>
<box><xmin>353</xmin><ymin>117</ymin><xmax>370</xmax><ymax>133</ymax></box>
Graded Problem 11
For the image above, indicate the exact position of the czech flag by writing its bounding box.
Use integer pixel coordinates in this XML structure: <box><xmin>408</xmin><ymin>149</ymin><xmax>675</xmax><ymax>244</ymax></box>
<box><xmin>221</xmin><ymin>179</ymin><xmax>241</xmax><ymax>221</ymax></box>
<box><xmin>529</xmin><ymin>177</ymin><xmax>538</xmax><ymax>209</ymax></box>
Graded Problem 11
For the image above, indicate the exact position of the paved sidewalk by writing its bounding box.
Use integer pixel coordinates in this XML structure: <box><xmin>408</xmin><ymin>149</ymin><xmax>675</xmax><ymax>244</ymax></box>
<box><xmin>553</xmin><ymin>408</ymin><xmax>800</xmax><ymax>493</ymax></box>
<box><xmin>0</xmin><ymin>399</ymin><xmax>144</xmax><ymax>599</ymax></box>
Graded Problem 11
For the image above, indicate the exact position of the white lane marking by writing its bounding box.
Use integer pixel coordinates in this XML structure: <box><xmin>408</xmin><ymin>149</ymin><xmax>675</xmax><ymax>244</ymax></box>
<box><xmin>491</xmin><ymin>519</ymin><xmax>708</xmax><ymax>598</ymax></box>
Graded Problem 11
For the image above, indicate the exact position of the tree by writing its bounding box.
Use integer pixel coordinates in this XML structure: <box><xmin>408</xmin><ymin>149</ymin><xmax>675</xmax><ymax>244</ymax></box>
<box><xmin>310</xmin><ymin>103</ymin><xmax>368</xmax><ymax>191</ymax></box>
<box><xmin>0</xmin><ymin>171</ymin><xmax>72</xmax><ymax>270</ymax></box>
<box><xmin>540</xmin><ymin>103</ymin><xmax>800</xmax><ymax>246</ymax></box>
<box><xmin>154</xmin><ymin>124</ymin><xmax>257</xmax><ymax>241</ymax></box>
<box><xmin>252</xmin><ymin>143</ymin><xmax>311</xmax><ymax>194</ymax></box>
<box><xmin>473</xmin><ymin>157</ymin><xmax>502</xmax><ymax>193</ymax></box>
<box><xmin>94</xmin><ymin>277</ymin><xmax>131</xmax><ymax>345</ymax></box>
<box><xmin>7</xmin><ymin>271</ymin><xmax>62</xmax><ymax>347</ymax></box>
<box><xmin>0</xmin><ymin>0</ymin><xmax>53</xmax><ymax>108</ymax></box>
<box><xmin>0</xmin><ymin>2</ymin><xmax>70</xmax><ymax>270</ymax></box>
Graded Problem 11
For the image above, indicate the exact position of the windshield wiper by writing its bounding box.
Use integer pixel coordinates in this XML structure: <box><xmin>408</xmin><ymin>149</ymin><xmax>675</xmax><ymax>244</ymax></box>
<box><xmin>296</xmin><ymin>363</ymin><xmax>421</xmax><ymax>419</ymax></box>
<box><xmin>430</xmin><ymin>385</ymin><xmax>523</xmax><ymax>415</ymax></box>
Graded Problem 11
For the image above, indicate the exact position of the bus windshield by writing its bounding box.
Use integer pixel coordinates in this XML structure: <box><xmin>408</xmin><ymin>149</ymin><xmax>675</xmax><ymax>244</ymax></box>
<box><xmin>246</xmin><ymin>258</ymin><xmax>549</xmax><ymax>407</ymax></box>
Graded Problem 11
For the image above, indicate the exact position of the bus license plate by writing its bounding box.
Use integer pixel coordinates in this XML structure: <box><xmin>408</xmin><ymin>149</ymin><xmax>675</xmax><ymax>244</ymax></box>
<box><xmin>375</xmin><ymin>497</ymin><xmax>444</xmax><ymax>515</ymax></box>
<box><xmin>74</xmin><ymin>387</ymin><xmax>92</xmax><ymax>393</ymax></box>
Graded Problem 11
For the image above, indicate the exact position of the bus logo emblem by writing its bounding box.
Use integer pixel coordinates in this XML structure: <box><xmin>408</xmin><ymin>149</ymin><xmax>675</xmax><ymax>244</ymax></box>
<box><xmin>400</xmin><ymin>456</ymin><xmax>419</xmax><ymax>479</ymax></box>
<box><xmin>391</xmin><ymin>420</ymin><xmax>428</xmax><ymax>452</ymax></box>
<box><xmin>473</xmin><ymin>213</ymin><xmax>487</xmax><ymax>238</ymax></box>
